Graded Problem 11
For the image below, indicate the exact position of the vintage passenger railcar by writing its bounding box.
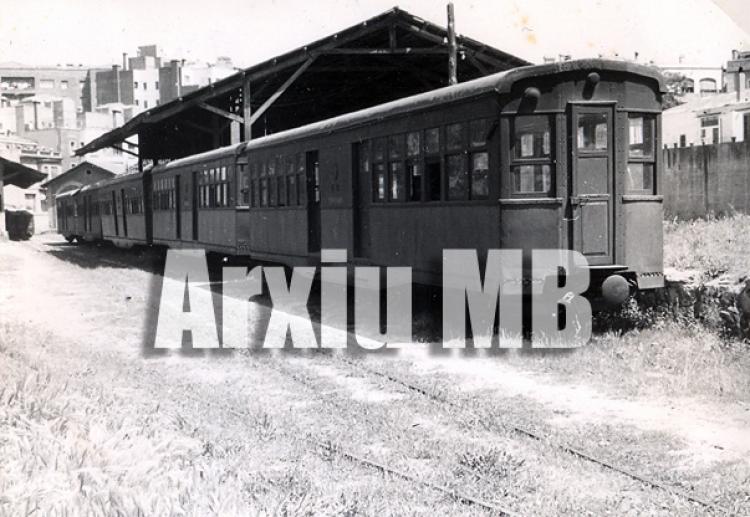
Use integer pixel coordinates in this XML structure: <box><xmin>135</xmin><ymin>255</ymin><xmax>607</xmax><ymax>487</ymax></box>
<box><xmin>56</xmin><ymin>188</ymin><xmax>82</xmax><ymax>242</ymax></box>
<box><xmin>98</xmin><ymin>171</ymin><xmax>149</xmax><ymax>248</ymax></box>
<box><xmin>56</xmin><ymin>183</ymin><xmax>104</xmax><ymax>243</ymax></box>
<box><xmin>62</xmin><ymin>59</ymin><xmax>666</xmax><ymax>298</ymax></box>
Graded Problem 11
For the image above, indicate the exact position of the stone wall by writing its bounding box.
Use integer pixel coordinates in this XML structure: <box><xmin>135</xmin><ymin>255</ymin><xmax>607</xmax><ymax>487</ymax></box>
<box><xmin>663</xmin><ymin>142</ymin><xmax>750</xmax><ymax>219</ymax></box>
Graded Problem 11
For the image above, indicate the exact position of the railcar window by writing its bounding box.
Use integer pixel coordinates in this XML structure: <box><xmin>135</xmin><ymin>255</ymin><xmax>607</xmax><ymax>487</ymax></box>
<box><xmin>260</xmin><ymin>177</ymin><xmax>269</xmax><ymax>207</ymax></box>
<box><xmin>388</xmin><ymin>134</ymin><xmax>404</xmax><ymax>160</ymax></box>
<box><xmin>424</xmin><ymin>128</ymin><xmax>440</xmax><ymax>155</ymax></box>
<box><xmin>470</xmin><ymin>119</ymin><xmax>491</xmax><ymax>148</ymax></box>
<box><xmin>512</xmin><ymin>164</ymin><xmax>552</xmax><ymax>194</ymax></box>
<box><xmin>250</xmin><ymin>162</ymin><xmax>259</xmax><ymax>207</ymax></box>
<box><xmin>372</xmin><ymin>139</ymin><xmax>387</xmax><ymax>203</ymax></box>
<box><xmin>511</xmin><ymin>115</ymin><xmax>554</xmax><ymax>196</ymax></box>
<box><xmin>625</xmin><ymin>163</ymin><xmax>654</xmax><ymax>192</ymax></box>
<box><xmin>471</xmin><ymin>152</ymin><xmax>489</xmax><ymax>199</ymax></box>
<box><xmin>153</xmin><ymin>176</ymin><xmax>176</xmax><ymax>210</ymax></box>
<box><xmin>446</xmin><ymin>123</ymin><xmax>465</xmax><ymax>152</ymax></box>
<box><xmin>268</xmin><ymin>158</ymin><xmax>277</xmax><ymax>207</ymax></box>
<box><xmin>237</xmin><ymin>164</ymin><xmax>249</xmax><ymax>206</ymax></box>
<box><xmin>373</xmin><ymin>163</ymin><xmax>386</xmax><ymax>202</ymax></box>
<box><xmin>374</xmin><ymin>138</ymin><xmax>386</xmax><ymax>162</ymax></box>
<box><xmin>626</xmin><ymin>114</ymin><xmax>656</xmax><ymax>193</ymax></box>
<box><xmin>407</xmin><ymin>132</ymin><xmax>420</xmax><ymax>157</ymax></box>
<box><xmin>389</xmin><ymin>161</ymin><xmax>405</xmax><ymax>201</ymax></box>
<box><xmin>425</xmin><ymin>159</ymin><xmax>442</xmax><ymax>201</ymax></box>
<box><xmin>513</xmin><ymin>116</ymin><xmax>551</xmax><ymax>159</ymax></box>
<box><xmin>447</xmin><ymin>154</ymin><xmax>468</xmax><ymax>200</ymax></box>
<box><xmin>278</xmin><ymin>176</ymin><xmax>286</xmax><ymax>207</ymax></box>
<box><xmin>577</xmin><ymin>113</ymin><xmax>608</xmax><ymax>151</ymax></box>
<box><xmin>287</xmin><ymin>174</ymin><xmax>297</xmax><ymax>206</ymax></box>
<box><xmin>408</xmin><ymin>162</ymin><xmax>423</xmax><ymax>201</ymax></box>
<box><xmin>628</xmin><ymin>115</ymin><xmax>655</xmax><ymax>157</ymax></box>
<box><xmin>297</xmin><ymin>153</ymin><xmax>306</xmax><ymax>206</ymax></box>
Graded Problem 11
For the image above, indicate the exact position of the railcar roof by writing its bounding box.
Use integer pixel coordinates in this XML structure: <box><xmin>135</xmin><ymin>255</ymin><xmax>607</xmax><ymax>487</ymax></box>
<box><xmin>100</xmin><ymin>169</ymin><xmax>145</xmax><ymax>187</ymax></box>
<box><xmin>55</xmin><ymin>188</ymin><xmax>82</xmax><ymax>200</ymax></box>
<box><xmin>153</xmin><ymin>58</ymin><xmax>665</xmax><ymax>169</ymax></box>
<box><xmin>149</xmin><ymin>59</ymin><xmax>666</xmax><ymax>174</ymax></box>
<box><xmin>154</xmin><ymin>142</ymin><xmax>245</xmax><ymax>172</ymax></box>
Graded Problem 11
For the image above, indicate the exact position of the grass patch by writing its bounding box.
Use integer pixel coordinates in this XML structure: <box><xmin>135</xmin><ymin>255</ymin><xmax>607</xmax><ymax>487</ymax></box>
<box><xmin>664</xmin><ymin>213</ymin><xmax>750</xmax><ymax>280</ymax></box>
<box><xmin>527</xmin><ymin>313</ymin><xmax>750</xmax><ymax>400</ymax></box>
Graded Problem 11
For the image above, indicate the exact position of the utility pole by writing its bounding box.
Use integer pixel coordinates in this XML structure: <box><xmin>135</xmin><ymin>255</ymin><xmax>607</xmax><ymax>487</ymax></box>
<box><xmin>447</xmin><ymin>2</ymin><xmax>458</xmax><ymax>85</ymax></box>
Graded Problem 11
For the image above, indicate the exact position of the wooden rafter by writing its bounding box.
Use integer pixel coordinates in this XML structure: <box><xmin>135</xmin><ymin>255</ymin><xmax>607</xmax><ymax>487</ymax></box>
<box><xmin>110</xmin><ymin>144</ymin><xmax>139</xmax><ymax>157</ymax></box>
<box><xmin>320</xmin><ymin>47</ymin><xmax>448</xmax><ymax>56</ymax></box>
<box><xmin>247</xmin><ymin>57</ymin><xmax>316</xmax><ymax>127</ymax></box>
<box><xmin>197</xmin><ymin>101</ymin><xmax>244</xmax><ymax>124</ymax></box>
<box><xmin>181</xmin><ymin>119</ymin><xmax>215</xmax><ymax>135</ymax></box>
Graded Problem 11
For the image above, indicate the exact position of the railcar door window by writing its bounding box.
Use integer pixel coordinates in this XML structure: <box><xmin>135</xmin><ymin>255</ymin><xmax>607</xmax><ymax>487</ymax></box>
<box><xmin>510</xmin><ymin>115</ymin><xmax>554</xmax><ymax>196</ymax></box>
<box><xmin>626</xmin><ymin>114</ymin><xmax>656</xmax><ymax>193</ymax></box>
<box><xmin>577</xmin><ymin>113</ymin><xmax>608</xmax><ymax>151</ymax></box>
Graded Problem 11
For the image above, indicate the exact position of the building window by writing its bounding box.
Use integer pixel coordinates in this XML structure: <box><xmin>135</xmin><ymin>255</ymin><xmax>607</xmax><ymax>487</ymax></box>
<box><xmin>679</xmin><ymin>134</ymin><xmax>687</xmax><ymax>147</ymax></box>
<box><xmin>699</xmin><ymin>115</ymin><xmax>720</xmax><ymax>144</ymax></box>
<box><xmin>144</xmin><ymin>100</ymin><xmax>148</xmax><ymax>109</ymax></box>
<box><xmin>134</xmin><ymin>81</ymin><xmax>139</xmax><ymax>89</ymax></box>
<box><xmin>39</xmin><ymin>79</ymin><xmax>54</xmax><ymax>89</ymax></box>
<box><xmin>60</xmin><ymin>80</ymin><xmax>68</xmax><ymax>90</ymax></box>
<box><xmin>155</xmin><ymin>81</ymin><xmax>159</xmax><ymax>89</ymax></box>
<box><xmin>699</xmin><ymin>78</ymin><xmax>717</xmax><ymax>95</ymax></box>
<box><xmin>626</xmin><ymin>114</ymin><xmax>656</xmax><ymax>194</ymax></box>
<box><xmin>510</xmin><ymin>115</ymin><xmax>554</xmax><ymax>196</ymax></box>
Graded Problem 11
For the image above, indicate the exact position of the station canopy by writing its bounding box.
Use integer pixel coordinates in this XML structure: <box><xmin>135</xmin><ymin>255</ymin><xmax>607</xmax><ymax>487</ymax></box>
<box><xmin>0</xmin><ymin>157</ymin><xmax>46</xmax><ymax>189</ymax></box>
<box><xmin>76</xmin><ymin>7</ymin><xmax>530</xmax><ymax>163</ymax></box>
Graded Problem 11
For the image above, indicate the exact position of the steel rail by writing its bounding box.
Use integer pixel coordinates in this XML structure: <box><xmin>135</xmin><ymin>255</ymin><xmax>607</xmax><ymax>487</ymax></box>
<box><xmin>338</xmin><ymin>356</ymin><xmax>730</xmax><ymax>514</ymax></box>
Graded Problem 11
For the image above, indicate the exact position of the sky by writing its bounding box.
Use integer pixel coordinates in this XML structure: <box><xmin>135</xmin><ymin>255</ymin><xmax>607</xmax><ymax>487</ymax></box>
<box><xmin>0</xmin><ymin>0</ymin><xmax>748</xmax><ymax>69</ymax></box>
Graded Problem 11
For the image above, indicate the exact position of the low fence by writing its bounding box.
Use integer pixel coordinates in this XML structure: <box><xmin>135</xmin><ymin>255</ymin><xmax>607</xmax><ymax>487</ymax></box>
<box><xmin>663</xmin><ymin>141</ymin><xmax>750</xmax><ymax>219</ymax></box>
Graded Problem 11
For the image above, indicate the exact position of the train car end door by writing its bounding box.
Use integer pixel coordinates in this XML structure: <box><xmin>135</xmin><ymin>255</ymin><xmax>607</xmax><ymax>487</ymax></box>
<box><xmin>569</xmin><ymin>104</ymin><xmax>614</xmax><ymax>266</ymax></box>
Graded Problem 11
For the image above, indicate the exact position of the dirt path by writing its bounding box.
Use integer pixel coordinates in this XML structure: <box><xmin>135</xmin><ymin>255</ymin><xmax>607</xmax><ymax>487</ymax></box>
<box><xmin>1</xmin><ymin>235</ymin><xmax>748</xmax><ymax>515</ymax></box>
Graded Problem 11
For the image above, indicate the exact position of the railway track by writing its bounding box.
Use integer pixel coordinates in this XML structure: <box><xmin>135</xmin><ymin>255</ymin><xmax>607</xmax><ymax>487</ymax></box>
<box><xmin>22</xmin><ymin>237</ymin><xmax>732</xmax><ymax>514</ymax></box>
<box><xmin>331</xmin><ymin>355</ymin><xmax>730</xmax><ymax>515</ymax></box>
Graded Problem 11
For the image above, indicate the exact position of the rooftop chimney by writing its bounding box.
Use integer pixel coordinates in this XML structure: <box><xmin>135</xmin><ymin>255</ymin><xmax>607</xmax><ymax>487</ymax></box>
<box><xmin>122</xmin><ymin>53</ymin><xmax>128</xmax><ymax>71</ymax></box>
